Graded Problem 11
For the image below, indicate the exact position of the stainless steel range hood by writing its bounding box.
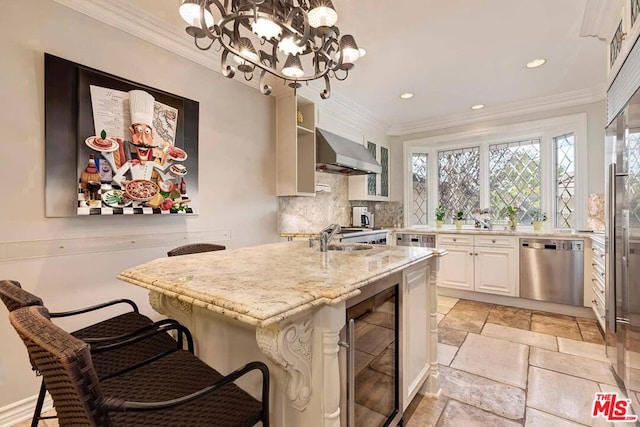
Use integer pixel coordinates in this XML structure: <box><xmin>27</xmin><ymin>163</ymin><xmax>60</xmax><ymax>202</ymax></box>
<box><xmin>315</xmin><ymin>128</ymin><xmax>381</xmax><ymax>175</ymax></box>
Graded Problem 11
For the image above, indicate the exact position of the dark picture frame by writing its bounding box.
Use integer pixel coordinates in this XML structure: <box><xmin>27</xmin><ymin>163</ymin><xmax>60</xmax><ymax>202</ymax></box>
<box><xmin>44</xmin><ymin>53</ymin><xmax>199</xmax><ymax>217</ymax></box>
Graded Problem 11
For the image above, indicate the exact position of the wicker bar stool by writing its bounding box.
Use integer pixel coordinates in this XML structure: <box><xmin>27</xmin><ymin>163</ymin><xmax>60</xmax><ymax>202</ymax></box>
<box><xmin>10</xmin><ymin>306</ymin><xmax>270</xmax><ymax>427</ymax></box>
<box><xmin>167</xmin><ymin>242</ymin><xmax>226</xmax><ymax>256</ymax></box>
<box><xmin>0</xmin><ymin>279</ymin><xmax>190</xmax><ymax>427</ymax></box>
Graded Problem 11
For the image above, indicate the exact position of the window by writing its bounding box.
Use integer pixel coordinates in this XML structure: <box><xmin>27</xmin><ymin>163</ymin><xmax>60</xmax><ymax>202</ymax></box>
<box><xmin>626</xmin><ymin>131</ymin><xmax>640</xmax><ymax>226</ymax></box>
<box><xmin>438</xmin><ymin>147</ymin><xmax>480</xmax><ymax>219</ymax></box>
<box><xmin>489</xmin><ymin>139</ymin><xmax>541</xmax><ymax>224</ymax></box>
<box><xmin>555</xmin><ymin>133</ymin><xmax>575</xmax><ymax>228</ymax></box>
<box><xmin>404</xmin><ymin>113</ymin><xmax>587</xmax><ymax>229</ymax></box>
<box><xmin>412</xmin><ymin>153</ymin><xmax>428</xmax><ymax>225</ymax></box>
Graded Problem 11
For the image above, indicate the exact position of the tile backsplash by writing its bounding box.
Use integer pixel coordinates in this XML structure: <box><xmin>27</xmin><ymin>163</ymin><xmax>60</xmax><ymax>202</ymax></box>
<box><xmin>587</xmin><ymin>193</ymin><xmax>605</xmax><ymax>231</ymax></box>
<box><xmin>278</xmin><ymin>172</ymin><xmax>404</xmax><ymax>233</ymax></box>
<box><xmin>350</xmin><ymin>200</ymin><xmax>403</xmax><ymax>228</ymax></box>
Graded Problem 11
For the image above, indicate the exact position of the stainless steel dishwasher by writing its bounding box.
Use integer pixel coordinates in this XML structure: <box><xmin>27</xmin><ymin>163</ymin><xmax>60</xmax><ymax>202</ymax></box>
<box><xmin>519</xmin><ymin>238</ymin><xmax>584</xmax><ymax>306</ymax></box>
<box><xmin>396</xmin><ymin>233</ymin><xmax>435</xmax><ymax>247</ymax></box>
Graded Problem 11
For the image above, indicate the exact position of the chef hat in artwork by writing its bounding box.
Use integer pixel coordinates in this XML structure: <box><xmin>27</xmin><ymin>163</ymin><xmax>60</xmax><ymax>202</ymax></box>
<box><xmin>129</xmin><ymin>90</ymin><xmax>155</xmax><ymax>126</ymax></box>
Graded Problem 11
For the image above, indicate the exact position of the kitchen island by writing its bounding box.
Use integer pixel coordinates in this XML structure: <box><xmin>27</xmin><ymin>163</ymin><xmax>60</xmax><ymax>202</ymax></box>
<box><xmin>118</xmin><ymin>241</ymin><xmax>446</xmax><ymax>427</ymax></box>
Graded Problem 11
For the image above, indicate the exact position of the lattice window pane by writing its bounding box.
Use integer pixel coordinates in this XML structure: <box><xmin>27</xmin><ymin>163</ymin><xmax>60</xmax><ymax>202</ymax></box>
<box><xmin>489</xmin><ymin>139</ymin><xmax>541</xmax><ymax>224</ymax></box>
<box><xmin>412</xmin><ymin>153</ymin><xmax>428</xmax><ymax>225</ymax></box>
<box><xmin>555</xmin><ymin>134</ymin><xmax>575</xmax><ymax>229</ymax></box>
<box><xmin>438</xmin><ymin>147</ymin><xmax>480</xmax><ymax>220</ymax></box>
<box><xmin>381</xmin><ymin>147</ymin><xmax>389</xmax><ymax>197</ymax></box>
<box><xmin>367</xmin><ymin>141</ymin><xmax>376</xmax><ymax>196</ymax></box>
<box><xmin>611</xmin><ymin>21</ymin><xmax>623</xmax><ymax>67</ymax></box>
<box><xmin>633</xmin><ymin>0</ymin><xmax>640</xmax><ymax>26</ymax></box>
<box><xmin>626</xmin><ymin>132</ymin><xmax>640</xmax><ymax>226</ymax></box>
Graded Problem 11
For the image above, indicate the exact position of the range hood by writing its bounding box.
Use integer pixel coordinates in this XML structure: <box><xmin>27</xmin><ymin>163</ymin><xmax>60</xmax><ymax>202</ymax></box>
<box><xmin>315</xmin><ymin>128</ymin><xmax>382</xmax><ymax>175</ymax></box>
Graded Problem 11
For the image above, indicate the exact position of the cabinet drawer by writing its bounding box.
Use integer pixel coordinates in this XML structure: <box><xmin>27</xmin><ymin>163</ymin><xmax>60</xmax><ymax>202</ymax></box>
<box><xmin>474</xmin><ymin>235</ymin><xmax>515</xmax><ymax>248</ymax></box>
<box><xmin>591</xmin><ymin>269</ymin><xmax>605</xmax><ymax>292</ymax></box>
<box><xmin>591</xmin><ymin>257</ymin><xmax>605</xmax><ymax>277</ymax></box>
<box><xmin>592</xmin><ymin>284</ymin><xmax>606</xmax><ymax>315</ymax></box>
<box><xmin>438</xmin><ymin>234</ymin><xmax>473</xmax><ymax>246</ymax></box>
<box><xmin>592</xmin><ymin>245</ymin><xmax>605</xmax><ymax>261</ymax></box>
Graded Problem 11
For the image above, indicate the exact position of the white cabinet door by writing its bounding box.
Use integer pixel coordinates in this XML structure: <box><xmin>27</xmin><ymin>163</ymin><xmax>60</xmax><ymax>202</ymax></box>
<box><xmin>403</xmin><ymin>263</ymin><xmax>430</xmax><ymax>408</ymax></box>
<box><xmin>474</xmin><ymin>247</ymin><xmax>518</xmax><ymax>296</ymax></box>
<box><xmin>438</xmin><ymin>245</ymin><xmax>474</xmax><ymax>290</ymax></box>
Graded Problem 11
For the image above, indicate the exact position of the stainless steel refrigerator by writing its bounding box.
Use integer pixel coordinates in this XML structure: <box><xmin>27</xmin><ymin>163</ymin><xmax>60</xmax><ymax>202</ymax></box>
<box><xmin>606</xmin><ymin>89</ymin><xmax>640</xmax><ymax>411</ymax></box>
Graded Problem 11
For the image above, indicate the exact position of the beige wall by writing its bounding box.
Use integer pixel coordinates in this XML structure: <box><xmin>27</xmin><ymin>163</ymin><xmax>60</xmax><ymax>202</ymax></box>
<box><xmin>0</xmin><ymin>0</ymin><xmax>277</xmax><ymax>411</ymax></box>
<box><xmin>389</xmin><ymin>100</ymin><xmax>607</xmax><ymax>202</ymax></box>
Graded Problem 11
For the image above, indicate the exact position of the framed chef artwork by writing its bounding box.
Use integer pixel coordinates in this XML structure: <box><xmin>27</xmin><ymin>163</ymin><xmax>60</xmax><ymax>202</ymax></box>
<box><xmin>44</xmin><ymin>53</ymin><xmax>199</xmax><ymax>217</ymax></box>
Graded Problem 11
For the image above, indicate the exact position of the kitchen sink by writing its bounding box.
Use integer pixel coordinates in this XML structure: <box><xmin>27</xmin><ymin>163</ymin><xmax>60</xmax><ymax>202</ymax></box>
<box><xmin>327</xmin><ymin>244</ymin><xmax>373</xmax><ymax>251</ymax></box>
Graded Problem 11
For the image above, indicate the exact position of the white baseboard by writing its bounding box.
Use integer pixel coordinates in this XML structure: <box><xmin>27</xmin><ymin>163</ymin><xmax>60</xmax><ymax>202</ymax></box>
<box><xmin>0</xmin><ymin>392</ymin><xmax>52</xmax><ymax>427</ymax></box>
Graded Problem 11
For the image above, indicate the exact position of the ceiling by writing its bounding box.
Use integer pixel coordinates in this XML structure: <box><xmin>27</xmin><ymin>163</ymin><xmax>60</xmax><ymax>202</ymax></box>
<box><xmin>129</xmin><ymin>0</ymin><xmax>606</xmax><ymax>130</ymax></box>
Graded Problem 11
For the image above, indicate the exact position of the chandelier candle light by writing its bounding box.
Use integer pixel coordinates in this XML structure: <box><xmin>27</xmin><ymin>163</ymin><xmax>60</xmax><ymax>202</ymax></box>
<box><xmin>179</xmin><ymin>0</ymin><xmax>366</xmax><ymax>99</ymax></box>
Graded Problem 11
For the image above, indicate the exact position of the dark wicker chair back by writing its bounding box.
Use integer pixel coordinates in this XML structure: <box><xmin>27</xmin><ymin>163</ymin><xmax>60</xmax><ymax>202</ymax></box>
<box><xmin>0</xmin><ymin>280</ymin><xmax>43</xmax><ymax>312</ymax></box>
<box><xmin>10</xmin><ymin>305</ymin><xmax>270</xmax><ymax>427</ymax></box>
<box><xmin>10</xmin><ymin>306</ymin><xmax>111</xmax><ymax>426</ymax></box>
<box><xmin>167</xmin><ymin>243</ymin><xmax>226</xmax><ymax>257</ymax></box>
<box><xmin>1</xmin><ymin>280</ymin><xmax>187</xmax><ymax>427</ymax></box>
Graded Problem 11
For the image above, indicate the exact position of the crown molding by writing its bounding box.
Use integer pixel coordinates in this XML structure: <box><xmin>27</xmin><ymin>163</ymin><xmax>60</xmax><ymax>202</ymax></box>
<box><xmin>52</xmin><ymin>0</ymin><xmax>601</xmax><ymax>139</ymax></box>
<box><xmin>387</xmin><ymin>84</ymin><xmax>606</xmax><ymax>137</ymax></box>
<box><xmin>580</xmin><ymin>0</ymin><xmax>622</xmax><ymax>39</ymax></box>
<box><xmin>53</xmin><ymin>0</ymin><xmax>226</xmax><ymax>83</ymax></box>
<box><xmin>52</xmin><ymin>0</ymin><xmax>391</xmax><ymax>134</ymax></box>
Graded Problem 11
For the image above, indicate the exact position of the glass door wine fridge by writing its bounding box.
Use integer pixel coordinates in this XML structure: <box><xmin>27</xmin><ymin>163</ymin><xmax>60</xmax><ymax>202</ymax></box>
<box><xmin>341</xmin><ymin>272</ymin><xmax>403</xmax><ymax>426</ymax></box>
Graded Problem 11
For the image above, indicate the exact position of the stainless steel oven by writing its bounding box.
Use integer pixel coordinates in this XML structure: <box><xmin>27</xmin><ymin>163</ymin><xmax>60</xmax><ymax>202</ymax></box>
<box><xmin>340</xmin><ymin>271</ymin><xmax>403</xmax><ymax>427</ymax></box>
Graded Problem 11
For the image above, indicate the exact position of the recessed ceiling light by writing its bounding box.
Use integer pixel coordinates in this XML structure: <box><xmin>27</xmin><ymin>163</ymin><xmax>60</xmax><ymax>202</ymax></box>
<box><xmin>400</xmin><ymin>92</ymin><xmax>414</xmax><ymax>99</ymax></box>
<box><xmin>526</xmin><ymin>58</ymin><xmax>547</xmax><ymax>68</ymax></box>
<box><xmin>471</xmin><ymin>104</ymin><xmax>485</xmax><ymax>110</ymax></box>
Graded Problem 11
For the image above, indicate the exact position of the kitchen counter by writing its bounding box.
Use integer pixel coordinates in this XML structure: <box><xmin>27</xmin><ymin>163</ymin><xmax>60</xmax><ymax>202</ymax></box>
<box><xmin>118</xmin><ymin>241</ymin><xmax>446</xmax><ymax>426</ymax></box>
<box><xmin>280</xmin><ymin>231</ymin><xmax>320</xmax><ymax>239</ymax></box>
<box><xmin>393</xmin><ymin>227</ymin><xmax>601</xmax><ymax>239</ymax></box>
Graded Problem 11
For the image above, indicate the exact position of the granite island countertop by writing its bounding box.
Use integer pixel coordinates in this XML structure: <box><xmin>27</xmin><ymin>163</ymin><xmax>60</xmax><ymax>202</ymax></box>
<box><xmin>118</xmin><ymin>241</ymin><xmax>440</xmax><ymax>327</ymax></box>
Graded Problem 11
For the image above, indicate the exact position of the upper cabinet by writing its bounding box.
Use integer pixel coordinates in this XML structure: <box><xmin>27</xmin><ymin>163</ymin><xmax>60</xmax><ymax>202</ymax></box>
<box><xmin>276</xmin><ymin>94</ymin><xmax>316</xmax><ymax>196</ymax></box>
<box><xmin>348</xmin><ymin>139</ymin><xmax>390</xmax><ymax>201</ymax></box>
<box><xmin>587</xmin><ymin>0</ymin><xmax>640</xmax><ymax>82</ymax></box>
<box><xmin>276</xmin><ymin>90</ymin><xmax>391</xmax><ymax>199</ymax></box>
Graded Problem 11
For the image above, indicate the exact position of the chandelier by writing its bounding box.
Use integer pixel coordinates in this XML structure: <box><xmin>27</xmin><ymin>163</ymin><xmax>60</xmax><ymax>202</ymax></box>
<box><xmin>179</xmin><ymin>0</ymin><xmax>365</xmax><ymax>99</ymax></box>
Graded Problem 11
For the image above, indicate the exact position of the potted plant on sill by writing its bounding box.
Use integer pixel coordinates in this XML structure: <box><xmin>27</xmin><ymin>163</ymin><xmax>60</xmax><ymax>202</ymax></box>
<box><xmin>501</xmin><ymin>205</ymin><xmax>520</xmax><ymax>231</ymax></box>
<box><xmin>531</xmin><ymin>208</ymin><xmax>547</xmax><ymax>231</ymax></box>
<box><xmin>454</xmin><ymin>211</ymin><xmax>464</xmax><ymax>229</ymax></box>
<box><xmin>435</xmin><ymin>205</ymin><xmax>445</xmax><ymax>228</ymax></box>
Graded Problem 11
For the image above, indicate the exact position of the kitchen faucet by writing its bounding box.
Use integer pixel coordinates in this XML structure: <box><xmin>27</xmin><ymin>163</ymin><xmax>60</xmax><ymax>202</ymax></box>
<box><xmin>471</xmin><ymin>208</ymin><xmax>493</xmax><ymax>230</ymax></box>
<box><xmin>310</xmin><ymin>224</ymin><xmax>341</xmax><ymax>252</ymax></box>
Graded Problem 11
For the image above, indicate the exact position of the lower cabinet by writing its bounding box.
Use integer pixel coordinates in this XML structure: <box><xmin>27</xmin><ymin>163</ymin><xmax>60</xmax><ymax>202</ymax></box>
<box><xmin>438</xmin><ymin>245</ymin><xmax>474</xmax><ymax>291</ymax></box>
<box><xmin>591</xmin><ymin>236</ymin><xmax>606</xmax><ymax>330</ymax></box>
<box><xmin>437</xmin><ymin>234</ymin><xmax>518</xmax><ymax>297</ymax></box>
<box><xmin>402</xmin><ymin>261</ymin><xmax>431</xmax><ymax>409</ymax></box>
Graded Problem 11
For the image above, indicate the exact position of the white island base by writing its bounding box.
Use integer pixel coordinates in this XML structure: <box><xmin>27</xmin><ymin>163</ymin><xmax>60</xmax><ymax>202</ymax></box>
<box><xmin>119</xmin><ymin>242</ymin><xmax>445</xmax><ymax>426</ymax></box>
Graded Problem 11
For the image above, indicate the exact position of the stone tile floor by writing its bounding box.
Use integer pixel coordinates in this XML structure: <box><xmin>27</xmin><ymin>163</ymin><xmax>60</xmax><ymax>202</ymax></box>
<box><xmin>403</xmin><ymin>296</ymin><xmax>636</xmax><ymax>427</ymax></box>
